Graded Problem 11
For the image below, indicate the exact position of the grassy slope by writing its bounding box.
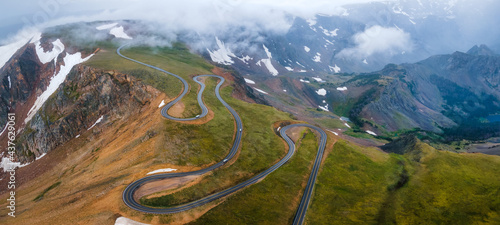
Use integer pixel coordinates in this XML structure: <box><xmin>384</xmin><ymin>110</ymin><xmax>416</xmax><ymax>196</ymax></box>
<box><xmin>307</xmin><ymin>140</ymin><xmax>500</xmax><ymax>225</ymax></box>
<box><xmin>85</xmin><ymin>44</ymin><xmax>212</xmax><ymax>117</ymax></box>
<box><xmin>140</xmin><ymin>80</ymin><xmax>292</xmax><ymax>206</ymax></box>
<box><xmin>395</xmin><ymin>142</ymin><xmax>500</xmax><ymax>225</ymax></box>
<box><xmin>307</xmin><ymin>140</ymin><xmax>402</xmax><ymax>224</ymax></box>
<box><xmin>190</xmin><ymin>130</ymin><xmax>319</xmax><ymax>225</ymax></box>
<box><xmin>89</xmin><ymin>43</ymin><xmax>297</xmax><ymax>211</ymax></box>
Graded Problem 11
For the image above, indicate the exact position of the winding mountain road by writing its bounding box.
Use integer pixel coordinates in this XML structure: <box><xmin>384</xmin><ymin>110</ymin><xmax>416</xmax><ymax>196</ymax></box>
<box><xmin>118</xmin><ymin>44</ymin><xmax>327</xmax><ymax>224</ymax></box>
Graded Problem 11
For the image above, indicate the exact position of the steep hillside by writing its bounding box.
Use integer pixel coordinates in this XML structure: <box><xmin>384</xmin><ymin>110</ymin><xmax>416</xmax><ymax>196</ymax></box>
<box><xmin>323</xmin><ymin>45</ymin><xmax>500</xmax><ymax>139</ymax></box>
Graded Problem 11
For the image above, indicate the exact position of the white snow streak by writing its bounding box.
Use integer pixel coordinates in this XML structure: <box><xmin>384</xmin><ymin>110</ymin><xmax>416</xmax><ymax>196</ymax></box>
<box><xmin>304</xmin><ymin>46</ymin><xmax>310</xmax><ymax>52</ymax></box>
<box><xmin>256</xmin><ymin>45</ymin><xmax>278</xmax><ymax>76</ymax></box>
<box><xmin>244</xmin><ymin>78</ymin><xmax>255</xmax><ymax>84</ymax></box>
<box><xmin>115</xmin><ymin>217</ymin><xmax>150</xmax><ymax>225</ymax></box>
<box><xmin>25</xmin><ymin>52</ymin><xmax>94</xmax><ymax>124</ymax></box>
<box><xmin>7</xmin><ymin>76</ymin><xmax>11</xmax><ymax>89</ymax></box>
<box><xmin>285</xmin><ymin>66</ymin><xmax>294</xmax><ymax>71</ymax></box>
<box><xmin>88</xmin><ymin>115</ymin><xmax>104</xmax><ymax>130</ymax></box>
<box><xmin>344</xmin><ymin>123</ymin><xmax>351</xmax><ymax>128</ymax></box>
<box><xmin>328</xmin><ymin>130</ymin><xmax>339</xmax><ymax>136</ymax></box>
<box><xmin>366</xmin><ymin>130</ymin><xmax>377</xmax><ymax>136</ymax></box>
<box><xmin>299</xmin><ymin>79</ymin><xmax>310</xmax><ymax>84</ymax></box>
<box><xmin>318</xmin><ymin>104</ymin><xmax>329</xmax><ymax>112</ymax></box>
<box><xmin>158</xmin><ymin>100</ymin><xmax>166</xmax><ymax>108</ymax></box>
<box><xmin>312</xmin><ymin>77</ymin><xmax>324</xmax><ymax>82</ymax></box>
<box><xmin>337</xmin><ymin>87</ymin><xmax>348</xmax><ymax>91</ymax></box>
<box><xmin>147</xmin><ymin>168</ymin><xmax>177</xmax><ymax>175</ymax></box>
<box><xmin>254</xmin><ymin>88</ymin><xmax>268</xmax><ymax>94</ymax></box>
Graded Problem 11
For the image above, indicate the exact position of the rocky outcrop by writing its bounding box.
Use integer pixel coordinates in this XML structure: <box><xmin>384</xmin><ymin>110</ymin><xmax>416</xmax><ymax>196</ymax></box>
<box><xmin>16</xmin><ymin>65</ymin><xmax>159</xmax><ymax>163</ymax></box>
<box><xmin>0</xmin><ymin>43</ymin><xmax>55</xmax><ymax>127</ymax></box>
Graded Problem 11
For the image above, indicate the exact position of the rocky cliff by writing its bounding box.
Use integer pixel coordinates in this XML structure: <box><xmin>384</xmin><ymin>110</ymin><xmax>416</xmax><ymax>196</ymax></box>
<box><xmin>15</xmin><ymin>65</ymin><xmax>159</xmax><ymax>163</ymax></box>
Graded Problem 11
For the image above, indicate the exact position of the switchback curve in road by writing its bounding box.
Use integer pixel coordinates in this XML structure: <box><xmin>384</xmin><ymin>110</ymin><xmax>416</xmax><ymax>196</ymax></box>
<box><xmin>118</xmin><ymin>44</ymin><xmax>326</xmax><ymax>224</ymax></box>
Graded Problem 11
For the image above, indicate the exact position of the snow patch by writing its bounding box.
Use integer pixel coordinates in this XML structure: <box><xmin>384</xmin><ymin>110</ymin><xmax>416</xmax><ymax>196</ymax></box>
<box><xmin>256</xmin><ymin>45</ymin><xmax>278</xmax><ymax>76</ymax></box>
<box><xmin>76</xmin><ymin>134</ymin><xmax>81</xmax><ymax>138</ymax></box>
<box><xmin>283</xmin><ymin>89</ymin><xmax>287</xmax><ymax>92</ymax></box>
<box><xmin>366</xmin><ymin>130</ymin><xmax>377</xmax><ymax>136</ymax></box>
<box><xmin>254</xmin><ymin>88</ymin><xmax>268</xmax><ymax>95</ymax></box>
<box><xmin>285</xmin><ymin>66</ymin><xmax>294</xmax><ymax>72</ymax></box>
<box><xmin>1</xmin><ymin>157</ymin><xmax>20</xmax><ymax>171</ymax></box>
<box><xmin>35</xmin><ymin>39</ymin><xmax>65</xmax><ymax>64</ymax></box>
<box><xmin>115</xmin><ymin>217</ymin><xmax>150</xmax><ymax>225</ymax></box>
<box><xmin>304</xmin><ymin>46</ymin><xmax>310</xmax><ymax>52</ymax></box>
<box><xmin>25</xmin><ymin>52</ymin><xmax>94</xmax><ymax>124</ymax></box>
<box><xmin>318</xmin><ymin>104</ymin><xmax>329</xmax><ymax>112</ymax></box>
<box><xmin>337</xmin><ymin>86</ymin><xmax>347</xmax><ymax>91</ymax></box>
<box><xmin>147</xmin><ymin>168</ymin><xmax>177</xmax><ymax>175</ymax></box>
<box><xmin>109</xmin><ymin>26</ymin><xmax>132</xmax><ymax>39</ymax></box>
<box><xmin>329</xmin><ymin>65</ymin><xmax>341</xmax><ymax>73</ymax></box>
<box><xmin>319</xmin><ymin>26</ymin><xmax>339</xmax><ymax>37</ymax></box>
<box><xmin>88</xmin><ymin>115</ymin><xmax>104</xmax><ymax>130</ymax></box>
<box><xmin>328</xmin><ymin>130</ymin><xmax>339</xmax><ymax>136</ymax></box>
<box><xmin>312</xmin><ymin>77</ymin><xmax>324</xmax><ymax>82</ymax></box>
<box><xmin>299</xmin><ymin>79</ymin><xmax>310</xmax><ymax>84</ymax></box>
<box><xmin>316</xmin><ymin>88</ymin><xmax>327</xmax><ymax>96</ymax></box>
<box><xmin>238</xmin><ymin>55</ymin><xmax>252</xmax><ymax>64</ymax></box>
<box><xmin>207</xmin><ymin>37</ymin><xmax>236</xmax><ymax>66</ymax></box>
<box><xmin>363</xmin><ymin>59</ymin><xmax>368</xmax><ymax>64</ymax></box>
<box><xmin>306</xmin><ymin>18</ymin><xmax>317</xmax><ymax>26</ymax></box>
<box><xmin>158</xmin><ymin>100</ymin><xmax>165</xmax><ymax>108</ymax></box>
<box><xmin>244</xmin><ymin>78</ymin><xmax>255</xmax><ymax>84</ymax></box>
<box><xmin>7</xmin><ymin>76</ymin><xmax>11</xmax><ymax>89</ymax></box>
<box><xmin>313</xmin><ymin>53</ymin><xmax>321</xmax><ymax>62</ymax></box>
<box><xmin>263</xmin><ymin>45</ymin><xmax>273</xmax><ymax>58</ymax></box>
<box><xmin>344</xmin><ymin>123</ymin><xmax>351</xmax><ymax>128</ymax></box>
<box><xmin>36</xmin><ymin>152</ymin><xmax>47</xmax><ymax>160</ymax></box>
<box><xmin>96</xmin><ymin>22</ymin><xmax>118</xmax><ymax>30</ymax></box>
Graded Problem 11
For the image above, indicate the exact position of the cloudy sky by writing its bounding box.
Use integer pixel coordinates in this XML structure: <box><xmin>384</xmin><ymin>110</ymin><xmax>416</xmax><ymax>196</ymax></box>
<box><xmin>1</xmin><ymin>0</ymin><xmax>499</xmax><ymax>57</ymax></box>
<box><xmin>0</xmin><ymin>0</ymin><xmax>388</xmax><ymax>41</ymax></box>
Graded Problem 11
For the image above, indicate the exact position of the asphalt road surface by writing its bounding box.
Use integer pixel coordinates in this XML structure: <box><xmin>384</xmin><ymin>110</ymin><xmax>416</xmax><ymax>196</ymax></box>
<box><xmin>118</xmin><ymin>45</ymin><xmax>327</xmax><ymax>224</ymax></box>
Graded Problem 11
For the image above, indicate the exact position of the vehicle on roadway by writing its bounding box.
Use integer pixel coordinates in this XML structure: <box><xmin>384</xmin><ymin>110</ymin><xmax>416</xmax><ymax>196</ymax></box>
<box><xmin>239</xmin><ymin>128</ymin><xmax>242</xmax><ymax>132</ymax></box>
<box><xmin>223</xmin><ymin>159</ymin><xmax>228</xmax><ymax>163</ymax></box>
<box><xmin>195</xmin><ymin>115</ymin><xmax>200</xmax><ymax>118</ymax></box>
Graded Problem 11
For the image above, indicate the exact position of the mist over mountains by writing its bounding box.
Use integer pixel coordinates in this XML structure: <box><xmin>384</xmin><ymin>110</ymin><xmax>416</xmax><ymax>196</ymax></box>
<box><xmin>1</xmin><ymin>0</ymin><xmax>499</xmax><ymax>74</ymax></box>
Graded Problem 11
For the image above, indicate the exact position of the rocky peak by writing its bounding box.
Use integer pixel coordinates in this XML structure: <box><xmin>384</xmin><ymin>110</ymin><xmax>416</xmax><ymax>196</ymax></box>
<box><xmin>466</xmin><ymin>44</ymin><xmax>497</xmax><ymax>56</ymax></box>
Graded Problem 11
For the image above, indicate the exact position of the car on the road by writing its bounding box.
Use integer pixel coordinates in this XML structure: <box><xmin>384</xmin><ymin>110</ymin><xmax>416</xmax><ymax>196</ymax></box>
<box><xmin>195</xmin><ymin>115</ymin><xmax>200</xmax><ymax>118</ymax></box>
<box><xmin>223</xmin><ymin>159</ymin><xmax>228</xmax><ymax>163</ymax></box>
<box><xmin>239</xmin><ymin>128</ymin><xmax>242</xmax><ymax>132</ymax></box>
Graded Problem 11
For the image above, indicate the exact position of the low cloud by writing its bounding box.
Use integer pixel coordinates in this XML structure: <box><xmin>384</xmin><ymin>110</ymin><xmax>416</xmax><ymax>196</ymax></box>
<box><xmin>337</xmin><ymin>25</ymin><xmax>413</xmax><ymax>59</ymax></box>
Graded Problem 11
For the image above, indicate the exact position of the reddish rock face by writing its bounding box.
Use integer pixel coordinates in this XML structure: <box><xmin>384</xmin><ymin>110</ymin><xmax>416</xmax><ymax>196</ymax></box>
<box><xmin>13</xmin><ymin>65</ymin><xmax>159</xmax><ymax>163</ymax></box>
